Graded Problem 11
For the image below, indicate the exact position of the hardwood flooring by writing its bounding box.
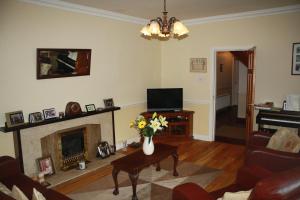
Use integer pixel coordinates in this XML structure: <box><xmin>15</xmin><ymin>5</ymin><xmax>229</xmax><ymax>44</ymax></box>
<box><xmin>53</xmin><ymin>139</ymin><xmax>245</xmax><ymax>195</ymax></box>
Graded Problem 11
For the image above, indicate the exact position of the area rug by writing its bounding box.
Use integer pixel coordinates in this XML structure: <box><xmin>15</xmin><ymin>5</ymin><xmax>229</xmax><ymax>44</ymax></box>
<box><xmin>68</xmin><ymin>157</ymin><xmax>221</xmax><ymax>200</ymax></box>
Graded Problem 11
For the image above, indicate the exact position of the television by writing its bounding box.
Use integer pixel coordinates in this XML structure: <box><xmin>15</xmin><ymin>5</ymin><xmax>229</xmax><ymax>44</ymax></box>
<box><xmin>147</xmin><ymin>88</ymin><xmax>183</xmax><ymax>112</ymax></box>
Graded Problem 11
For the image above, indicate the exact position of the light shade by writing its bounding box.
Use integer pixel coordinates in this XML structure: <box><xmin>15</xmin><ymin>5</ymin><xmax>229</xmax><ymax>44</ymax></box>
<box><xmin>149</xmin><ymin>21</ymin><xmax>161</xmax><ymax>35</ymax></box>
<box><xmin>140</xmin><ymin>25</ymin><xmax>151</xmax><ymax>36</ymax></box>
<box><xmin>173</xmin><ymin>21</ymin><xmax>189</xmax><ymax>36</ymax></box>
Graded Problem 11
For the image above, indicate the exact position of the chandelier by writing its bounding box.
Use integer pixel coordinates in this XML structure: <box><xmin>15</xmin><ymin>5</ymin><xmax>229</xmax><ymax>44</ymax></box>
<box><xmin>140</xmin><ymin>0</ymin><xmax>189</xmax><ymax>39</ymax></box>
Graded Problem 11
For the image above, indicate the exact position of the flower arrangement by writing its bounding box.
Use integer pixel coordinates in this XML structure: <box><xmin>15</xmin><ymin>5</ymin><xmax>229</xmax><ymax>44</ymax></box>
<box><xmin>130</xmin><ymin>112</ymin><xmax>168</xmax><ymax>143</ymax></box>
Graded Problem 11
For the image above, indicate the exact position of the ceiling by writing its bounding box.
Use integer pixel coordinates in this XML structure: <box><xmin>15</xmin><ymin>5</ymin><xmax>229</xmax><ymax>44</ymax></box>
<box><xmin>62</xmin><ymin>0</ymin><xmax>300</xmax><ymax>20</ymax></box>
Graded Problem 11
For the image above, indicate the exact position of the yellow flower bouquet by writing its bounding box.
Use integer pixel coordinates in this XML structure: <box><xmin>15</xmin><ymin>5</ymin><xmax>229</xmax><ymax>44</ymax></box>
<box><xmin>130</xmin><ymin>112</ymin><xmax>168</xmax><ymax>143</ymax></box>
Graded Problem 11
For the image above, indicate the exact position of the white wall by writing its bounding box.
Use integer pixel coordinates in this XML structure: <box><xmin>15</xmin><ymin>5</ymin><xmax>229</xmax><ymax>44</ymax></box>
<box><xmin>161</xmin><ymin>11</ymin><xmax>300</xmax><ymax>138</ymax></box>
<box><xmin>0</xmin><ymin>0</ymin><xmax>160</xmax><ymax>156</ymax></box>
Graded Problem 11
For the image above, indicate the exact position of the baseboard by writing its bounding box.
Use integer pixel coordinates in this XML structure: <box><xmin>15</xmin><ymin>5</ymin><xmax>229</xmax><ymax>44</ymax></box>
<box><xmin>115</xmin><ymin>136</ymin><xmax>140</xmax><ymax>150</ymax></box>
<box><xmin>193</xmin><ymin>134</ymin><xmax>213</xmax><ymax>141</ymax></box>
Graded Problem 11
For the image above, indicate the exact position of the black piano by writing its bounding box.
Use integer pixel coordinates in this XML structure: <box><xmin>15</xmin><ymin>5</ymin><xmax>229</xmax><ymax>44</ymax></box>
<box><xmin>256</xmin><ymin>109</ymin><xmax>300</xmax><ymax>134</ymax></box>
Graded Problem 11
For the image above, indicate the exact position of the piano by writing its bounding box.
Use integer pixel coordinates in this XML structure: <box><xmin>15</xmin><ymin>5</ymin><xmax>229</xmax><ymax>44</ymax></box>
<box><xmin>256</xmin><ymin>109</ymin><xmax>300</xmax><ymax>134</ymax></box>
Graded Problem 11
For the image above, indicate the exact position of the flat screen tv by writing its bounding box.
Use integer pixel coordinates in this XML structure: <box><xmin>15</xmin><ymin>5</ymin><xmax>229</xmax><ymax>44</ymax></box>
<box><xmin>147</xmin><ymin>88</ymin><xmax>183</xmax><ymax>112</ymax></box>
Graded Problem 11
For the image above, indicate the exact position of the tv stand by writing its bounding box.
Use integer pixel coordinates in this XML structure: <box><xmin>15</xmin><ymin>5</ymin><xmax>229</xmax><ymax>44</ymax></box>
<box><xmin>141</xmin><ymin>110</ymin><xmax>194</xmax><ymax>140</ymax></box>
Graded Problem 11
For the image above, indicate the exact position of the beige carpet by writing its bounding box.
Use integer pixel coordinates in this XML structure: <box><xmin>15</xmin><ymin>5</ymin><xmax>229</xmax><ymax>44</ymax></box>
<box><xmin>68</xmin><ymin>157</ymin><xmax>221</xmax><ymax>200</ymax></box>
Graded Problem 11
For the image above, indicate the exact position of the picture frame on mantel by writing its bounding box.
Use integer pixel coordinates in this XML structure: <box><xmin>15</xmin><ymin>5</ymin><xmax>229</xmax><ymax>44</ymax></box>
<box><xmin>292</xmin><ymin>43</ymin><xmax>300</xmax><ymax>75</ymax></box>
<box><xmin>37</xmin><ymin>48</ymin><xmax>92</xmax><ymax>79</ymax></box>
<box><xmin>5</xmin><ymin>111</ymin><xmax>25</xmax><ymax>128</ymax></box>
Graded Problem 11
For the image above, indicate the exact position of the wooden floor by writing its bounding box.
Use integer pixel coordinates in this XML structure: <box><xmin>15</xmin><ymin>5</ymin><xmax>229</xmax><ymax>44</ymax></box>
<box><xmin>53</xmin><ymin>139</ymin><xmax>245</xmax><ymax>195</ymax></box>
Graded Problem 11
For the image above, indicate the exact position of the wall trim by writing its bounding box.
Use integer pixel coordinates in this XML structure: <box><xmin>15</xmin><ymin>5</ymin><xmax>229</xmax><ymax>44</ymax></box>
<box><xmin>184</xmin><ymin>99</ymin><xmax>210</xmax><ymax>105</ymax></box>
<box><xmin>19</xmin><ymin>1</ymin><xmax>300</xmax><ymax>26</ymax></box>
<box><xmin>193</xmin><ymin>133</ymin><xmax>213</xmax><ymax>142</ymax></box>
<box><xmin>20</xmin><ymin>0</ymin><xmax>148</xmax><ymax>25</ymax></box>
<box><xmin>184</xmin><ymin>4</ymin><xmax>300</xmax><ymax>26</ymax></box>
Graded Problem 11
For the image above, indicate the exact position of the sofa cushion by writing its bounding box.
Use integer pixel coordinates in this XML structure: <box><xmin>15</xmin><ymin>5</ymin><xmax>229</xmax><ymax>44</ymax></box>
<box><xmin>217</xmin><ymin>190</ymin><xmax>252</xmax><ymax>200</ymax></box>
<box><xmin>12</xmin><ymin>185</ymin><xmax>29</xmax><ymax>200</ymax></box>
<box><xmin>32</xmin><ymin>188</ymin><xmax>46</xmax><ymax>200</ymax></box>
<box><xmin>0</xmin><ymin>191</ymin><xmax>15</xmax><ymax>200</ymax></box>
<box><xmin>2</xmin><ymin>174</ymin><xmax>47</xmax><ymax>199</ymax></box>
<box><xmin>267</xmin><ymin>128</ymin><xmax>300</xmax><ymax>153</ymax></box>
<box><xmin>0</xmin><ymin>182</ymin><xmax>12</xmax><ymax>196</ymax></box>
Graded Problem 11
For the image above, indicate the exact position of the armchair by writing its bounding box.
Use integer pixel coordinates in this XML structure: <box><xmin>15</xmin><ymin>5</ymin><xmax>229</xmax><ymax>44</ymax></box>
<box><xmin>246</xmin><ymin>131</ymin><xmax>300</xmax><ymax>172</ymax></box>
<box><xmin>172</xmin><ymin>131</ymin><xmax>300</xmax><ymax>200</ymax></box>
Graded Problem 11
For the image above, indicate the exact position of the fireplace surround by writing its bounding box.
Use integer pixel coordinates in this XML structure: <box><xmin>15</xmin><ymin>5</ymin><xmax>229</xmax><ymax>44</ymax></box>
<box><xmin>41</xmin><ymin>124</ymin><xmax>101</xmax><ymax>172</ymax></box>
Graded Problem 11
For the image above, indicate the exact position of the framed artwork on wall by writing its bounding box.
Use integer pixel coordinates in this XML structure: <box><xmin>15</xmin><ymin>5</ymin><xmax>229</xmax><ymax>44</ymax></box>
<box><xmin>292</xmin><ymin>43</ymin><xmax>300</xmax><ymax>75</ymax></box>
<box><xmin>37</xmin><ymin>48</ymin><xmax>92</xmax><ymax>79</ymax></box>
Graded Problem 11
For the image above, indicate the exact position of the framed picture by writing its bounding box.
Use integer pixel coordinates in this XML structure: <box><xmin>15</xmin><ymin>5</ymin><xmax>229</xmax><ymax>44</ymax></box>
<box><xmin>43</xmin><ymin>108</ymin><xmax>56</xmax><ymax>120</ymax></box>
<box><xmin>37</xmin><ymin>156</ymin><xmax>55</xmax><ymax>176</ymax></box>
<box><xmin>5</xmin><ymin>111</ymin><xmax>25</xmax><ymax>128</ymax></box>
<box><xmin>103</xmin><ymin>98</ymin><xmax>114</xmax><ymax>108</ymax></box>
<box><xmin>292</xmin><ymin>43</ymin><xmax>300</xmax><ymax>75</ymax></box>
<box><xmin>190</xmin><ymin>58</ymin><xmax>207</xmax><ymax>73</ymax></box>
<box><xmin>37</xmin><ymin>48</ymin><xmax>92</xmax><ymax>79</ymax></box>
<box><xmin>29</xmin><ymin>112</ymin><xmax>44</xmax><ymax>123</ymax></box>
<box><xmin>85</xmin><ymin>104</ymin><xmax>96</xmax><ymax>112</ymax></box>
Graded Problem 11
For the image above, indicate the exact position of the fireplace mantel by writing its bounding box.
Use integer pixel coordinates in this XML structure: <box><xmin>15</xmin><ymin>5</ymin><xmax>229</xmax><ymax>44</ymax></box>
<box><xmin>0</xmin><ymin>106</ymin><xmax>120</xmax><ymax>173</ymax></box>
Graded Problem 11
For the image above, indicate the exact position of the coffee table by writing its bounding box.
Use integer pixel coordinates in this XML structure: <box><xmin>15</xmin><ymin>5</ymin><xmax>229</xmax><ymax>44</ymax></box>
<box><xmin>111</xmin><ymin>143</ymin><xmax>179</xmax><ymax>200</ymax></box>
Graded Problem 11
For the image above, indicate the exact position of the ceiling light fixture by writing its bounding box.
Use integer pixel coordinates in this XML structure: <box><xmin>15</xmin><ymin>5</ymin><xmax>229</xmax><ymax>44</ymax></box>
<box><xmin>140</xmin><ymin>0</ymin><xmax>189</xmax><ymax>39</ymax></box>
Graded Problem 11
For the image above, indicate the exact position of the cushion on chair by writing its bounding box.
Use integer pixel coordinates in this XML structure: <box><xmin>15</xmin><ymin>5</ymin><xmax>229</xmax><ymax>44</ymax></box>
<box><xmin>266</xmin><ymin>128</ymin><xmax>300</xmax><ymax>153</ymax></box>
<box><xmin>217</xmin><ymin>190</ymin><xmax>252</xmax><ymax>200</ymax></box>
<box><xmin>11</xmin><ymin>185</ymin><xmax>29</xmax><ymax>200</ymax></box>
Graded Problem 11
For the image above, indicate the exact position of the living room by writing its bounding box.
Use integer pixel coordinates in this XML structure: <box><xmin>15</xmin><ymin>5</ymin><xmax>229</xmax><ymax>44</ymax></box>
<box><xmin>0</xmin><ymin>0</ymin><xmax>300</xmax><ymax>200</ymax></box>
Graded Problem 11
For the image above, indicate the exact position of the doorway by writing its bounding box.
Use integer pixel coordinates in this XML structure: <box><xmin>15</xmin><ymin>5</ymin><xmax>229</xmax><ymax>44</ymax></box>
<box><xmin>210</xmin><ymin>47</ymin><xmax>255</xmax><ymax>144</ymax></box>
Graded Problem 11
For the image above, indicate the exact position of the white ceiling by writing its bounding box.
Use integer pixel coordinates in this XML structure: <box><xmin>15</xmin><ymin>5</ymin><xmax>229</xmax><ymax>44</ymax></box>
<box><xmin>62</xmin><ymin>0</ymin><xmax>300</xmax><ymax>20</ymax></box>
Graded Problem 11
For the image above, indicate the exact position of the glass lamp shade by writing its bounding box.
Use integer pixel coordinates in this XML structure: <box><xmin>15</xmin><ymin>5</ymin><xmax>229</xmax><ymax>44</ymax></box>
<box><xmin>149</xmin><ymin>21</ymin><xmax>161</xmax><ymax>35</ymax></box>
<box><xmin>140</xmin><ymin>25</ymin><xmax>151</xmax><ymax>36</ymax></box>
<box><xmin>173</xmin><ymin>21</ymin><xmax>189</xmax><ymax>36</ymax></box>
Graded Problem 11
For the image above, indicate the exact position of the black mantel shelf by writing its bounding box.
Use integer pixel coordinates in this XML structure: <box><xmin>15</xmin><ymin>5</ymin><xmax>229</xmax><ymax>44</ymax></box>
<box><xmin>0</xmin><ymin>106</ymin><xmax>120</xmax><ymax>133</ymax></box>
<box><xmin>0</xmin><ymin>106</ymin><xmax>120</xmax><ymax>173</ymax></box>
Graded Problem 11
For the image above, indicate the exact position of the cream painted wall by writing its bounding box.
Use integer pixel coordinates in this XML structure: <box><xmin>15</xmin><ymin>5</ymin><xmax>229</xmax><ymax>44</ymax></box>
<box><xmin>161</xmin><ymin>12</ymin><xmax>300</xmax><ymax>137</ymax></box>
<box><xmin>0</xmin><ymin>0</ymin><xmax>160</xmax><ymax>156</ymax></box>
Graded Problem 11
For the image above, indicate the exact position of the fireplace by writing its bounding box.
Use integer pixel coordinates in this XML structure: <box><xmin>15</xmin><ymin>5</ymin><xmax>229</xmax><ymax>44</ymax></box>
<box><xmin>41</xmin><ymin>124</ymin><xmax>101</xmax><ymax>172</ymax></box>
<box><xmin>61</xmin><ymin>129</ymin><xmax>85</xmax><ymax>158</ymax></box>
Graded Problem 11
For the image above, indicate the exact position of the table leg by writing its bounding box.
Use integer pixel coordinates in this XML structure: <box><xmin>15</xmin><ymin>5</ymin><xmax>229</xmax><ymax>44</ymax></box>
<box><xmin>156</xmin><ymin>162</ymin><xmax>161</xmax><ymax>171</ymax></box>
<box><xmin>129</xmin><ymin>172</ymin><xmax>139</xmax><ymax>200</ymax></box>
<box><xmin>112</xmin><ymin>167</ymin><xmax>120</xmax><ymax>195</ymax></box>
<box><xmin>172</xmin><ymin>152</ymin><xmax>179</xmax><ymax>176</ymax></box>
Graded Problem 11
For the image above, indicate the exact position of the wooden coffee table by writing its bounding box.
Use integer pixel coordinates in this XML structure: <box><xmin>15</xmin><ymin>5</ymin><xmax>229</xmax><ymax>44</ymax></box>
<box><xmin>111</xmin><ymin>143</ymin><xmax>179</xmax><ymax>200</ymax></box>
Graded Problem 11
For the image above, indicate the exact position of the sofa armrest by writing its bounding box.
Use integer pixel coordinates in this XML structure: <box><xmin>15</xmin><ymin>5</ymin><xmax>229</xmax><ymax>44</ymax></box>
<box><xmin>0</xmin><ymin>156</ymin><xmax>21</xmax><ymax>181</ymax></box>
<box><xmin>172</xmin><ymin>183</ymin><xmax>214</xmax><ymax>200</ymax></box>
<box><xmin>248</xmin><ymin>131</ymin><xmax>273</xmax><ymax>147</ymax></box>
<box><xmin>249</xmin><ymin>167</ymin><xmax>300</xmax><ymax>200</ymax></box>
<box><xmin>245</xmin><ymin>147</ymin><xmax>300</xmax><ymax>172</ymax></box>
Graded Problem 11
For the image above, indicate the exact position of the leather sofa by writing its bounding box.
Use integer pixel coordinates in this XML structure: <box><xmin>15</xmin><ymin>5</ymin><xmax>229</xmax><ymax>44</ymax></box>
<box><xmin>173</xmin><ymin>131</ymin><xmax>300</xmax><ymax>200</ymax></box>
<box><xmin>0</xmin><ymin>156</ymin><xmax>72</xmax><ymax>200</ymax></box>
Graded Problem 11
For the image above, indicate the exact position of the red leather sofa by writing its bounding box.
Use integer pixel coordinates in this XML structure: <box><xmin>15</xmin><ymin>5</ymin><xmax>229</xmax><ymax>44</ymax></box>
<box><xmin>173</xmin><ymin>131</ymin><xmax>300</xmax><ymax>200</ymax></box>
<box><xmin>0</xmin><ymin>156</ymin><xmax>72</xmax><ymax>200</ymax></box>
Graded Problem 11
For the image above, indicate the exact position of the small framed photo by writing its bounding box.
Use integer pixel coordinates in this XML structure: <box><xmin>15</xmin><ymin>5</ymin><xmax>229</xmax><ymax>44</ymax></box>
<box><xmin>85</xmin><ymin>104</ymin><xmax>96</xmax><ymax>112</ymax></box>
<box><xmin>190</xmin><ymin>58</ymin><xmax>207</xmax><ymax>73</ymax></box>
<box><xmin>43</xmin><ymin>108</ymin><xmax>56</xmax><ymax>120</ymax></box>
<box><xmin>103</xmin><ymin>98</ymin><xmax>114</xmax><ymax>108</ymax></box>
<box><xmin>5</xmin><ymin>111</ymin><xmax>25</xmax><ymax>128</ymax></box>
<box><xmin>37</xmin><ymin>156</ymin><xmax>55</xmax><ymax>176</ymax></box>
<box><xmin>292</xmin><ymin>43</ymin><xmax>300</xmax><ymax>75</ymax></box>
<box><xmin>29</xmin><ymin>112</ymin><xmax>44</xmax><ymax>123</ymax></box>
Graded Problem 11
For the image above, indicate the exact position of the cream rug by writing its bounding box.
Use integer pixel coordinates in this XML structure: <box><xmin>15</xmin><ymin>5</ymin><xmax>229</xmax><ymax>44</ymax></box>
<box><xmin>68</xmin><ymin>157</ymin><xmax>221</xmax><ymax>200</ymax></box>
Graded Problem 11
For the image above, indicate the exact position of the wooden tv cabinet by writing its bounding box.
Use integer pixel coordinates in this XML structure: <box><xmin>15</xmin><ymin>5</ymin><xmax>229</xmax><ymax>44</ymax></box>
<box><xmin>141</xmin><ymin>110</ymin><xmax>194</xmax><ymax>140</ymax></box>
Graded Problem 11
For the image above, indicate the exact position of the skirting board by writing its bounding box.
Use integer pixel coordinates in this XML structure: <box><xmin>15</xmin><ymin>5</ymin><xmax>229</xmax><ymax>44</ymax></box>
<box><xmin>193</xmin><ymin>133</ymin><xmax>213</xmax><ymax>142</ymax></box>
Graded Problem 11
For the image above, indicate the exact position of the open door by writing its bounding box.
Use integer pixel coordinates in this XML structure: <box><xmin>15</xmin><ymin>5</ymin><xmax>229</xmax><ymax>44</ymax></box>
<box><xmin>245</xmin><ymin>48</ymin><xmax>256</xmax><ymax>143</ymax></box>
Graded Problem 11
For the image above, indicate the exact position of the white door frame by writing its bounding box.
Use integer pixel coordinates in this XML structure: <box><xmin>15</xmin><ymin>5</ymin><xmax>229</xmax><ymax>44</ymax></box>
<box><xmin>209</xmin><ymin>46</ymin><xmax>255</xmax><ymax>141</ymax></box>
